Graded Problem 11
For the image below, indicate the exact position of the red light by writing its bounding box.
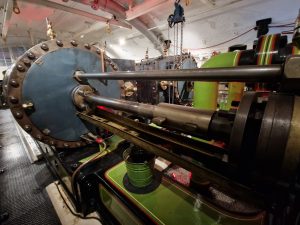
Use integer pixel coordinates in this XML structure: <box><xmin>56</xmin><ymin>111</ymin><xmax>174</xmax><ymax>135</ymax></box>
<box><xmin>96</xmin><ymin>137</ymin><xmax>104</xmax><ymax>144</ymax></box>
<box><xmin>97</xmin><ymin>106</ymin><xmax>107</xmax><ymax>110</ymax></box>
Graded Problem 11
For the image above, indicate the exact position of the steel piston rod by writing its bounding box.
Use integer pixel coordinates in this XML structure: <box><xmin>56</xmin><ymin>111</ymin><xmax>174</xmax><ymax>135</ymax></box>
<box><xmin>77</xmin><ymin>65</ymin><xmax>283</xmax><ymax>82</ymax></box>
<box><xmin>83</xmin><ymin>94</ymin><xmax>232</xmax><ymax>140</ymax></box>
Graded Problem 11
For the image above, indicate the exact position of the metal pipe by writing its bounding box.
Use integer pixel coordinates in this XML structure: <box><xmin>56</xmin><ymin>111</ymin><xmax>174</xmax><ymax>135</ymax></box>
<box><xmin>78</xmin><ymin>65</ymin><xmax>283</xmax><ymax>82</ymax></box>
<box><xmin>84</xmin><ymin>94</ymin><xmax>214</xmax><ymax>135</ymax></box>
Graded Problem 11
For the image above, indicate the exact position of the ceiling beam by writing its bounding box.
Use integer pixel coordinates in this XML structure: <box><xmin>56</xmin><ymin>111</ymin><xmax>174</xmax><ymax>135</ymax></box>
<box><xmin>19</xmin><ymin>0</ymin><xmax>132</xmax><ymax>29</ymax></box>
<box><xmin>126</xmin><ymin>0</ymin><xmax>171</xmax><ymax>20</ymax></box>
<box><xmin>70</xmin><ymin>0</ymin><xmax>164</xmax><ymax>53</ymax></box>
<box><xmin>1</xmin><ymin>0</ymin><xmax>13</xmax><ymax>42</ymax></box>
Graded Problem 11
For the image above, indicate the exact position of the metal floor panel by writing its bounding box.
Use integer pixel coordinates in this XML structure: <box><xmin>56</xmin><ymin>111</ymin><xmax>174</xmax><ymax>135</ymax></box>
<box><xmin>0</xmin><ymin>110</ymin><xmax>61</xmax><ymax>225</ymax></box>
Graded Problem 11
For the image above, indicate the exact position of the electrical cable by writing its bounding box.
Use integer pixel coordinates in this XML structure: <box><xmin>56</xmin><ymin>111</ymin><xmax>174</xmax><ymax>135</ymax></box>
<box><xmin>71</xmin><ymin>139</ymin><xmax>107</xmax><ymax>206</ymax></box>
<box><xmin>188</xmin><ymin>27</ymin><xmax>255</xmax><ymax>50</ymax></box>
<box><xmin>176</xmin><ymin>22</ymin><xmax>296</xmax><ymax>52</ymax></box>
<box><xmin>54</xmin><ymin>182</ymin><xmax>102</xmax><ymax>224</ymax></box>
<box><xmin>71</xmin><ymin>142</ymin><xmax>106</xmax><ymax>206</ymax></box>
<box><xmin>269</xmin><ymin>22</ymin><xmax>295</xmax><ymax>27</ymax></box>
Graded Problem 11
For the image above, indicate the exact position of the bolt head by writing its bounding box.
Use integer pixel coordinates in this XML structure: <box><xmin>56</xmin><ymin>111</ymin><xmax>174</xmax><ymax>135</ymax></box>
<box><xmin>63</xmin><ymin>143</ymin><xmax>69</xmax><ymax>148</ymax></box>
<box><xmin>56</xmin><ymin>40</ymin><xmax>63</xmax><ymax>47</ymax></box>
<box><xmin>17</xmin><ymin>64</ymin><xmax>25</xmax><ymax>72</ymax></box>
<box><xmin>36</xmin><ymin>134</ymin><xmax>42</xmax><ymax>140</ymax></box>
<box><xmin>71</xmin><ymin>40</ymin><xmax>78</xmax><ymax>47</ymax></box>
<box><xmin>10</xmin><ymin>79</ymin><xmax>19</xmax><ymax>87</ymax></box>
<box><xmin>22</xmin><ymin>58</ymin><xmax>31</xmax><ymax>67</ymax></box>
<box><xmin>9</xmin><ymin>96</ymin><xmax>18</xmax><ymax>104</ymax></box>
<box><xmin>14</xmin><ymin>111</ymin><xmax>23</xmax><ymax>119</ymax></box>
<box><xmin>43</xmin><ymin>128</ymin><xmax>51</xmax><ymax>135</ymax></box>
<box><xmin>27</xmin><ymin>51</ymin><xmax>36</xmax><ymax>60</ymax></box>
<box><xmin>24</xmin><ymin>125</ymin><xmax>32</xmax><ymax>132</ymax></box>
<box><xmin>41</xmin><ymin>43</ymin><xmax>49</xmax><ymax>51</ymax></box>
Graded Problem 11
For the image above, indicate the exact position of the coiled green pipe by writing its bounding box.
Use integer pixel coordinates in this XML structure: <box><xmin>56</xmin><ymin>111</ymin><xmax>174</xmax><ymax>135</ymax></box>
<box><xmin>123</xmin><ymin>147</ymin><xmax>155</xmax><ymax>188</ymax></box>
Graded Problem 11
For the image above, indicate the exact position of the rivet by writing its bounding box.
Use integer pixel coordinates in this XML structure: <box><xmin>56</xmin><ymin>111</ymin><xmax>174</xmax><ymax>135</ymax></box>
<box><xmin>70</xmin><ymin>40</ymin><xmax>78</xmax><ymax>47</ymax></box>
<box><xmin>56</xmin><ymin>40</ymin><xmax>63</xmax><ymax>47</ymax></box>
<box><xmin>41</xmin><ymin>43</ymin><xmax>49</xmax><ymax>51</ymax></box>
<box><xmin>24</xmin><ymin>125</ymin><xmax>32</xmax><ymax>132</ymax></box>
<box><xmin>36</xmin><ymin>134</ymin><xmax>42</xmax><ymax>140</ymax></box>
<box><xmin>10</xmin><ymin>79</ymin><xmax>19</xmax><ymax>87</ymax></box>
<box><xmin>96</xmin><ymin>48</ymin><xmax>101</xmax><ymax>54</ymax></box>
<box><xmin>17</xmin><ymin>64</ymin><xmax>25</xmax><ymax>72</ymax></box>
<box><xmin>84</xmin><ymin>43</ymin><xmax>90</xmax><ymax>49</ymax></box>
<box><xmin>63</xmin><ymin>143</ymin><xmax>69</xmax><ymax>148</ymax></box>
<box><xmin>14</xmin><ymin>111</ymin><xmax>23</xmax><ymax>119</ymax></box>
<box><xmin>22</xmin><ymin>58</ymin><xmax>31</xmax><ymax>67</ymax></box>
<box><xmin>27</xmin><ymin>52</ymin><xmax>35</xmax><ymax>60</ymax></box>
<box><xmin>9</xmin><ymin>96</ymin><xmax>18</xmax><ymax>104</ymax></box>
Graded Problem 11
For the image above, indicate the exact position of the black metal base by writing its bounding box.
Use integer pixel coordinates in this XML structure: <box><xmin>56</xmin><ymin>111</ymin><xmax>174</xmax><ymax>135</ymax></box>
<box><xmin>123</xmin><ymin>171</ymin><xmax>162</xmax><ymax>194</ymax></box>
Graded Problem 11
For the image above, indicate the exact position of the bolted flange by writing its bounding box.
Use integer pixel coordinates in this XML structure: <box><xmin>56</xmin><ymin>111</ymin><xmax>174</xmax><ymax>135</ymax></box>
<box><xmin>4</xmin><ymin>39</ymin><xmax>117</xmax><ymax>149</ymax></box>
